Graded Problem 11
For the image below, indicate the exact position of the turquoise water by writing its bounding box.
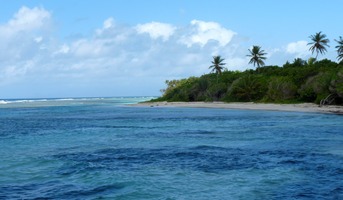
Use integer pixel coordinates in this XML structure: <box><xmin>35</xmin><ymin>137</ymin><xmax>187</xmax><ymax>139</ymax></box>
<box><xmin>0</xmin><ymin>97</ymin><xmax>342</xmax><ymax>199</ymax></box>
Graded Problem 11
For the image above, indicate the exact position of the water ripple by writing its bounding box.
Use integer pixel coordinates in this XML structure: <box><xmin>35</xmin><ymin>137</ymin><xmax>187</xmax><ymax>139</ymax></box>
<box><xmin>1</xmin><ymin>104</ymin><xmax>343</xmax><ymax>199</ymax></box>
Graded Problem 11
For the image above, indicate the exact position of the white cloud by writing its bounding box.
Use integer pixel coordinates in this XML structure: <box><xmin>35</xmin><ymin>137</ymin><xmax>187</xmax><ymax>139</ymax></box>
<box><xmin>0</xmin><ymin>6</ymin><xmax>52</xmax><ymax>63</ymax></box>
<box><xmin>286</xmin><ymin>40</ymin><xmax>310</xmax><ymax>57</ymax></box>
<box><xmin>0</xmin><ymin>13</ymin><xmax>250</xmax><ymax>94</ymax></box>
<box><xmin>103</xmin><ymin>17</ymin><xmax>114</xmax><ymax>29</ymax></box>
<box><xmin>180</xmin><ymin>20</ymin><xmax>236</xmax><ymax>47</ymax></box>
<box><xmin>135</xmin><ymin>22</ymin><xmax>176</xmax><ymax>41</ymax></box>
<box><xmin>54</xmin><ymin>44</ymin><xmax>70</xmax><ymax>55</ymax></box>
<box><xmin>0</xmin><ymin>59</ymin><xmax>37</xmax><ymax>85</ymax></box>
<box><xmin>0</xmin><ymin>8</ymin><xmax>251</xmax><ymax>97</ymax></box>
<box><xmin>34</xmin><ymin>36</ymin><xmax>43</xmax><ymax>43</ymax></box>
<box><xmin>3</xmin><ymin>8</ymin><xmax>304</xmax><ymax>97</ymax></box>
<box><xmin>96</xmin><ymin>17</ymin><xmax>115</xmax><ymax>35</ymax></box>
<box><xmin>0</xmin><ymin>6</ymin><xmax>51</xmax><ymax>37</ymax></box>
<box><xmin>226</xmin><ymin>58</ymin><xmax>249</xmax><ymax>71</ymax></box>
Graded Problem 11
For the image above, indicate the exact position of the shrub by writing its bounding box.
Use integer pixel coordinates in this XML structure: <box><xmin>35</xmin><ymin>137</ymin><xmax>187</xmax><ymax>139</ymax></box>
<box><xmin>330</xmin><ymin>68</ymin><xmax>343</xmax><ymax>98</ymax></box>
<box><xmin>266</xmin><ymin>77</ymin><xmax>297</xmax><ymax>101</ymax></box>
<box><xmin>298</xmin><ymin>72</ymin><xmax>333</xmax><ymax>103</ymax></box>
<box><xmin>226</xmin><ymin>75</ymin><xmax>266</xmax><ymax>102</ymax></box>
<box><xmin>207</xmin><ymin>83</ymin><xmax>227</xmax><ymax>101</ymax></box>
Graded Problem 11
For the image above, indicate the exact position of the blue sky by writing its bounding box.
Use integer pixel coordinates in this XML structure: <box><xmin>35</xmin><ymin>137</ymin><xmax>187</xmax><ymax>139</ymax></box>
<box><xmin>1</xmin><ymin>0</ymin><xmax>342</xmax><ymax>98</ymax></box>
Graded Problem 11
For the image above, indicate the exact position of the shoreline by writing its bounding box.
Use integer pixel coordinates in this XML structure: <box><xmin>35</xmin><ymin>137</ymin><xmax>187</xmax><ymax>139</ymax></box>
<box><xmin>130</xmin><ymin>101</ymin><xmax>343</xmax><ymax>115</ymax></box>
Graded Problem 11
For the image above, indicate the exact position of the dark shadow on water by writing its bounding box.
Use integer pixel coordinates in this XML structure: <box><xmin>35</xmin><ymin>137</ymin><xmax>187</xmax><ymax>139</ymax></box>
<box><xmin>1</xmin><ymin>146</ymin><xmax>343</xmax><ymax>199</ymax></box>
<box><xmin>0</xmin><ymin>181</ymin><xmax>126</xmax><ymax>199</ymax></box>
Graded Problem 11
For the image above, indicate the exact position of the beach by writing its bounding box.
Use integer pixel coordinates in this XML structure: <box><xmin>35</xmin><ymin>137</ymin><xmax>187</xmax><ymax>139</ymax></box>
<box><xmin>132</xmin><ymin>101</ymin><xmax>343</xmax><ymax>115</ymax></box>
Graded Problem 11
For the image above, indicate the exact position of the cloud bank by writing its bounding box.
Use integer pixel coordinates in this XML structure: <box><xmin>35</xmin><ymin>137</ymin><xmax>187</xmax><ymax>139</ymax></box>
<box><xmin>286</xmin><ymin>40</ymin><xmax>310</xmax><ymax>57</ymax></box>
<box><xmin>180</xmin><ymin>20</ymin><xmax>236</xmax><ymax>47</ymax></box>
<box><xmin>136</xmin><ymin>22</ymin><xmax>176</xmax><ymax>41</ymax></box>
<box><xmin>0</xmin><ymin>6</ymin><xmax>324</xmax><ymax>98</ymax></box>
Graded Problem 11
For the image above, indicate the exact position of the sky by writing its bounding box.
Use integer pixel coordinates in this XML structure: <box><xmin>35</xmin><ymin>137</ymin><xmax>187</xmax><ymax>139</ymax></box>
<box><xmin>1</xmin><ymin>0</ymin><xmax>342</xmax><ymax>98</ymax></box>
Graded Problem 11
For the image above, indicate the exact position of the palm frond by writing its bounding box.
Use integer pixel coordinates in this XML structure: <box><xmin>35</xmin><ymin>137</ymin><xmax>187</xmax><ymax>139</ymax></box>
<box><xmin>209</xmin><ymin>56</ymin><xmax>226</xmax><ymax>75</ymax></box>
<box><xmin>335</xmin><ymin>36</ymin><xmax>343</xmax><ymax>62</ymax></box>
<box><xmin>308</xmin><ymin>32</ymin><xmax>330</xmax><ymax>58</ymax></box>
<box><xmin>247</xmin><ymin>45</ymin><xmax>267</xmax><ymax>69</ymax></box>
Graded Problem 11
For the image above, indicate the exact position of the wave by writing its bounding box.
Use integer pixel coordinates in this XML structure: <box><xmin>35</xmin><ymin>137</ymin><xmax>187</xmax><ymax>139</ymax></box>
<box><xmin>0</xmin><ymin>97</ymin><xmax>155</xmax><ymax>106</ymax></box>
<box><xmin>1</xmin><ymin>99</ymin><xmax>48</xmax><ymax>104</ymax></box>
<box><xmin>0</xmin><ymin>100</ymin><xmax>8</xmax><ymax>104</ymax></box>
<box><xmin>2</xmin><ymin>98</ymin><xmax>100</xmax><ymax>103</ymax></box>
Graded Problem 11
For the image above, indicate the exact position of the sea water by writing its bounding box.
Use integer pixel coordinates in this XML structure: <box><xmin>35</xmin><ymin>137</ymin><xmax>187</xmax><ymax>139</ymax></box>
<box><xmin>0</xmin><ymin>97</ymin><xmax>342</xmax><ymax>199</ymax></box>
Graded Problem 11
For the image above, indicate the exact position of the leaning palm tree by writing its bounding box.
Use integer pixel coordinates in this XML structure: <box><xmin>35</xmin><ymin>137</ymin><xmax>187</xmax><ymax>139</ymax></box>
<box><xmin>209</xmin><ymin>56</ymin><xmax>226</xmax><ymax>82</ymax></box>
<box><xmin>335</xmin><ymin>36</ymin><xmax>343</xmax><ymax>63</ymax></box>
<box><xmin>308</xmin><ymin>31</ymin><xmax>330</xmax><ymax>59</ymax></box>
<box><xmin>247</xmin><ymin>46</ymin><xmax>267</xmax><ymax>69</ymax></box>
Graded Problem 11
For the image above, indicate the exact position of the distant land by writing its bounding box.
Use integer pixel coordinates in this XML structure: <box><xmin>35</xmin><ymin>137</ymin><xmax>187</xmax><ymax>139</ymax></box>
<box><xmin>151</xmin><ymin>58</ymin><xmax>343</xmax><ymax>106</ymax></box>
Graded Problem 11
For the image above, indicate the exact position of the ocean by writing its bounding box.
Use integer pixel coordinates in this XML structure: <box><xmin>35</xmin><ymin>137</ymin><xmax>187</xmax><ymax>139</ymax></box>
<box><xmin>0</xmin><ymin>97</ymin><xmax>342</xmax><ymax>199</ymax></box>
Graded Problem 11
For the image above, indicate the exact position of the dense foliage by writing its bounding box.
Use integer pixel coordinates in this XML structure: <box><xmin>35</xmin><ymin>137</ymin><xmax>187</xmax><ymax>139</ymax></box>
<box><xmin>153</xmin><ymin>59</ymin><xmax>343</xmax><ymax>105</ymax></box>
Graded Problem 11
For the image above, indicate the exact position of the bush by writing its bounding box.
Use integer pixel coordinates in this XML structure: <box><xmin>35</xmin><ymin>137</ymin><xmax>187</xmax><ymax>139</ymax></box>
<box><xmin>298</xmin><ymin>72</ymin><xmax>333</xmax><ymax>103</ymax></box>
<box><xmin>330</xmin><ymin>68</ymin><xmax>343</xmax><ymax>98</ymax></box>
<box><xmin>266</xmin><ymin>77</ymin><xmax>297</xmax><ymax>101</ymax></box>
<box><xmin>226</xmin><ymin>75</ymin><xmax>266</xmax><ymax>102</ymax></box>
<box><xmin>207</xmin><ymin>83</ymin><xmax>227</xmax><ymax>101</ymax></box>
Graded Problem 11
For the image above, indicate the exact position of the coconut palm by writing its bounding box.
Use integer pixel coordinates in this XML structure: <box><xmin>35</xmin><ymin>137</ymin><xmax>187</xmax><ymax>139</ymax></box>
<box><xmin>209</xmin><ymin>56</ymin><xmax>225</xmax><ymax>74</ymax></box>
<box><xmin>247</xmin><ymin>46</ymin><xmax>267</xmax><ymax>69</ymax></box>
<box><xmin>308</xmin><ymin>31</ymin><xmax>330</xmax><ymax>59</ymax></box>
<box><xmin>335</xmin><ymin>36</ymin><xmax>343</xmax><ymax>62</ymax></box>
<box><xmin>209</xmin><ymin>56</ymin><xmax>226</xmax><ymax>82</ymax></box>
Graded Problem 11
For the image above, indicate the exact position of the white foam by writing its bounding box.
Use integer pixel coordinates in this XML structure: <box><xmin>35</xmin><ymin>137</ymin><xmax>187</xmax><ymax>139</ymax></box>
<box><xmin>0</xmin><ymin>100</ymin><xmax>8</xmax><ymax>104</ymax></box>
<box><xmin>55</xmin><ymin>98</ymin><xmax>75</xmax><ymax>101</ymax></box>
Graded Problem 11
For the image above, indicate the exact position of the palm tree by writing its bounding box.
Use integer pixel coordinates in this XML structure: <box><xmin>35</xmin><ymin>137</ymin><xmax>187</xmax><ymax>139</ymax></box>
<box><xmin>209</xmin><ymin>56</ymin><xmax>226</xmax><ymax>82</ymax></box>
<box><xmin>335</xmin><ymin>36</ymin><xmax>343</xmax><ymax>63</ymax></box>
<box><xmin>292</xmin><ymin>58</ymin><xmax>307</xmax><ymax>66</ymax></box>
<box><xmin>247</xmin><ymin>46</ymin><xmax>267</xmax><ymax>69</ymax></box>
<box><xmin>308</xmin><ymin>31</ymin><xmax>330</xmax><ymax>59</ymax></box>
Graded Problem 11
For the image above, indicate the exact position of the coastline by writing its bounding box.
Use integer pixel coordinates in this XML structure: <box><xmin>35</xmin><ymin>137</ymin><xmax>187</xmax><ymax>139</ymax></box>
<box><xmin>131</xmin><ymin>101</ymin><xmax>343</xmax><ymax>115</ymax></box>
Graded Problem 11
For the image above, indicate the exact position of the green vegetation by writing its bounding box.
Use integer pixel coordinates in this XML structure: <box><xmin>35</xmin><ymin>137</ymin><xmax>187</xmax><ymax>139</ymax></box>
<box><xmin>152</xmin><ymin>32</ymin><xmax>343</xmax><ymax>105</ymax></box>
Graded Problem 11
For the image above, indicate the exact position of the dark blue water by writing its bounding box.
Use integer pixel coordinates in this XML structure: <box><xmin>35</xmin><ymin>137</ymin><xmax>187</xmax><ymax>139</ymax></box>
<box><xmin>0</xmin><ymin>98</ymin><xmax>342</xmax><ymax>199</ymax></box>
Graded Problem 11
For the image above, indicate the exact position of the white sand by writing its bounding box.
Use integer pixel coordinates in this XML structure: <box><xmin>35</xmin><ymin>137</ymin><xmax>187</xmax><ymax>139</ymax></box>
<box><xmin>131</xmin><ymin>101</ymin><xmax>343</xmax><ymax>115</ymax></box>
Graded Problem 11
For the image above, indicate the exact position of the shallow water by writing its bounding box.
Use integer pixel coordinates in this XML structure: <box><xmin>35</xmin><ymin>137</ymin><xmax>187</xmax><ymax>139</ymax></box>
<box><xmin>0</xmin><ymin>98</ymin><xmax>342</xmax><ymax>199</ymax></box>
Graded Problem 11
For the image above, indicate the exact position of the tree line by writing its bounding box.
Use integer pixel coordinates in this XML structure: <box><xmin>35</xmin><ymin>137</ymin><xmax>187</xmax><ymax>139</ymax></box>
<box><xmin>154</xmin><ymin>32</ymin><xmax>343</xmax><ymax>105</ymax></box>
